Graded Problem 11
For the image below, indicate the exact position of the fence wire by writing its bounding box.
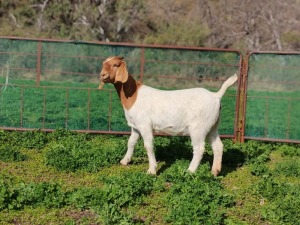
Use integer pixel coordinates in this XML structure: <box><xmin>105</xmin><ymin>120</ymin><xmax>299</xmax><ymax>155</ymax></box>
<box><xmin>2</xmin><ymin>37</ymin><xmax>300</xmax><ymax>143</ymax></box>
<box><xmin>244</xmin><ymin>52</ymin><xmax>300</xmax><ymax>143</ymax></box>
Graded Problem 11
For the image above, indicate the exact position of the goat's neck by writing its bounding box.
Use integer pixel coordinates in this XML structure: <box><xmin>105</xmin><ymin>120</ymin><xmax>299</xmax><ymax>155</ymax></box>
<box><xmin>114</xmin><ymin>75</ymin><xmax>141</xmax><ymax>110</ymax></box>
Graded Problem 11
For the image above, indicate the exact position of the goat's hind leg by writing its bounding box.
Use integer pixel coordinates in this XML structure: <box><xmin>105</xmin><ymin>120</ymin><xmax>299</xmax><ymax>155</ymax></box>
<box><xmin>208</xmin><ymin>126</ymin><xmax>223</xmax><ymax>176</ymax></box>
<box><xmin>120</xmin><ymin>128</ymin><xmax>140</xmax><ymax>166</ymax></box>
<box><xmin>188</xmin><ymin>131</ymin><xmax>206</xmax><ymax>173</ymax></box>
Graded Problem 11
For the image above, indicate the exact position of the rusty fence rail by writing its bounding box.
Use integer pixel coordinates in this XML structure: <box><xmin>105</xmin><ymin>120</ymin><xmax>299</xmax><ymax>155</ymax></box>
<box><xmin>0</xmin><ymin>36</ymin><xmax>299</xmax><ymax>144</ymax></box>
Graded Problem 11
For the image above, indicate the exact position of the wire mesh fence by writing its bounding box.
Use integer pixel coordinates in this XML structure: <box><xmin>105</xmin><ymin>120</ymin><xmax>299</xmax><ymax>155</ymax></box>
<box><xmin>244</xmin><ymin>52</ymin><xmax>300</xmax><ymax>143</ymax></box>
<box><xmin>0</xmin><ymin>37</ymin><xmax>241</xmax><ymax>138</ymax></box>
<box><xmin>0</xmin><ymin>37</ymin><xmax>299</xmax><ymax>143</ymax></box>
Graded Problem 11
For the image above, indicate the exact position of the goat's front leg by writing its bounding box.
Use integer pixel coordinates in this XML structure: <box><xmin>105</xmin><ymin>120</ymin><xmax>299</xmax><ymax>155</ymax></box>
<box><xmin>140</xmin><ymin>129</ymin><xmax>157</xmax><ymax>175</ymax></box>
<box><xmin>120</xmin><ymin>128</ymin><xmax>140</xmax><ymax>166</ymax></box>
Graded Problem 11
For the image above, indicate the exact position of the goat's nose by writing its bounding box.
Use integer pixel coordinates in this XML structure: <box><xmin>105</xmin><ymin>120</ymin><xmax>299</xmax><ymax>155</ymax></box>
<box><xmin>100</xmin><ymin>73</ymin><xmax>107</xmax><ymax>79</ymax></box>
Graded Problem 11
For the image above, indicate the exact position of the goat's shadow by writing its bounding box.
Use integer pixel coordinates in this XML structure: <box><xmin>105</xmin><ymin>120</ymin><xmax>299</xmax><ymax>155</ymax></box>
<box><xmin>151</xmin><ymin>137</ymin><xmax>246</xmax><ymax>176</ymax></box>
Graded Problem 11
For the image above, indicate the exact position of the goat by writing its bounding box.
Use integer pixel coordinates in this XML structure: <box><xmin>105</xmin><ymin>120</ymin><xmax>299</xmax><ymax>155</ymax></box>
<box><xmin>98</xmin><ymin>56</ymin><xmax>238</xmax><ymax>176</ymax></box>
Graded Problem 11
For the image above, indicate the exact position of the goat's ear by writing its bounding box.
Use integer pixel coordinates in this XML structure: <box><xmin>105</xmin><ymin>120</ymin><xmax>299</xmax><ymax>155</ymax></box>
<box><xmin>115</xmin><ymin>61</ymin><xmax>128</xmax><ymax>83</ymax></box>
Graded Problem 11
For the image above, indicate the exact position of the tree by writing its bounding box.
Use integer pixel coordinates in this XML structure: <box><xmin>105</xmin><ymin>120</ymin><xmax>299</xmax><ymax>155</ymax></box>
<box><xmin>0</xmin><ymin>0</ymin><xmax>299</xmax><ymax>52</ymax></box>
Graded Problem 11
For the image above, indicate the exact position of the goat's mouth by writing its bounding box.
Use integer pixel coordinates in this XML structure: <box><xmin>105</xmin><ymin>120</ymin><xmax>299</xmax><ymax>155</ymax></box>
<box><xmin>98</xmin><ymin>81</ymin><xmax>104</xmax><ymax>89</ymax></box>
<box><xmin>99</xmin><ymin>73</ymin><xmax>108</xmax><ymax>82</ymax></box>
<box><xmin>98</xmin><ymin>76</ymin><xmax>111</xmax><ymax>89</ymax></box>
<box><xmin>101</xmin><ymin>77</ymin><xmax>110</xmax><ymax>83</ymax></box>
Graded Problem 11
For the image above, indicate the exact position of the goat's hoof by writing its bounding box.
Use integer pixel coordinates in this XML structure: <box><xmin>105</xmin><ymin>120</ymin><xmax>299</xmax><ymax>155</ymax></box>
<box><xmin>212</xmin><ymin>169</ymin><xmax>220</xmax><ymax>177</ymax></box>
<box><xmin>120</xmin><ymin>159</ymin><xmax>129</xmax><ymax>166</ymax></box>
<box><xmin>187</xmin><ymin>167</ymin><xmax>196</xmax><ymax>173</ymax></box>
<box><xmin>147</xmin><ymin>169</ymin><xmax>157</xmax><ymax>175</ymax></box>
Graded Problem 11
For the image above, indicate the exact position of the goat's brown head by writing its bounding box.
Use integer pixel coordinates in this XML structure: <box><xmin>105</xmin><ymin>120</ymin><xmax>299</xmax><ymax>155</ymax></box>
<box><xmin>98</xmin><ymin>56</ymin><xmax>128</xmax><ymax>89</ymax></box>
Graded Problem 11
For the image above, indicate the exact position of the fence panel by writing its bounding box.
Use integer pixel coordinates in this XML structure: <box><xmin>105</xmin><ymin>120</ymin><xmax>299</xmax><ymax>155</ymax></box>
<box><xmin>243</xmin><ymin>52</ymin><xmax>300</xmax><ymax>143</ymax></box>
<box><xmin>1</xmin><ymin>37</ymin><xmax>300</xmax><ymax>143</ymax></box>
<box><xmin>0</xmin><ymin>37</ymin><xmax>241</xmax><ymax>138</ymax></box>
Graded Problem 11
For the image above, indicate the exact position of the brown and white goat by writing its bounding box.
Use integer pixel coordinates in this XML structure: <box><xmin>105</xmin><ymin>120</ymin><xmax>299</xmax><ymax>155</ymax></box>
<box><xmin>98</xmin><ymin>56</ymin><xmax>238</xmax><ymax>176</ymax></box>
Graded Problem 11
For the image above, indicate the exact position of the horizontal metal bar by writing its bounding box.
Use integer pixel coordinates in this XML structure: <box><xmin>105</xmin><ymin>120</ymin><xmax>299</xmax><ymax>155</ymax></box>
<box><xmin>244</xmin><ymin>136</ymin><xmax>300</xmax><ymax>144</ymax></box>
<box><xmin>0</xmin><ymin>126</ymin><xmax>235</xmax><ymax>139</ymax></box>
<box><xmin>247</xmin><ymin>95</ymin><xmax>300</xmax><ymax>100</ymax></box>
<box><xmin>0</xmin><ymin>51</ymin><xmax>37</xmax><ymax>56</ymax></box>
<box><xmin>0</xmin><ymin>35</ymin><xmax>242</xmax><ymax>54</ymax></box>
<box><xmin>249</xmin><ymin>51</ymin><xmax>300</xmax><ymax>55</ymax></box>
<box><xmin>145</xmin><ymin>59</ymin><xmax>240</xmax><ymax>67</ymax></box>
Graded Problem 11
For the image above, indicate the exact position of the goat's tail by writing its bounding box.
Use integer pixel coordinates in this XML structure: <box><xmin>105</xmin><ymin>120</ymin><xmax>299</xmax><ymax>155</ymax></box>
<box><xmin>215</xmin><ymin>73</ymin><xmax>238</xmax><ymax>98</ymax></box>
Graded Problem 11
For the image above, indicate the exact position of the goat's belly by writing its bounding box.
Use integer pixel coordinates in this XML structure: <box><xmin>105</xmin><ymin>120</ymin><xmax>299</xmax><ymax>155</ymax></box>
<box><xmin>153</xmin><ymin>125</ymin><xmax>189</xmax><ymax>136</ymax></box>
<box><xmin>127</xmin><ymin>118</ymin><xmax>189</xmax><ymax>135</ymax></box>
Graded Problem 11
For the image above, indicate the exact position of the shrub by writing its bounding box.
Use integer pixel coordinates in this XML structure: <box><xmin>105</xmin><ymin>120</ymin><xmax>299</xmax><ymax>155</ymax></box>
<box><xmin>274</xmin><ymin>160</ymin><xmax>300</xmax><ymax>177</ymax></box>
<box><xmin>0</xmin><ymin>130</ymin><xmax>12</xmax><ymax>145</ymax></box>
<box><xmin>0</xmin><ymin>177</ymin><xmax>67</xmax><ymax>211</ymax></box>
<box><xmin>100</xmin><ymin>172</ymin><xmax>155</xmax><ymax>207</ymax></box>
<box><xmin>14</xmin><ymin>182</ymin><xmax>67</xmax><ymax>209</ymax></box>
<box><xmin>256</xmin><ymin>177</ymin><xmax>300</xmax><ymax>225</ymax></box>
<box><xmin>97</xmin><ymin>172</ymin><xmax>155</xmax><ymax>224</ymax></box>
<box><xmin>44</xmin><ymin>134</ymin><xmax>91</xmax><ymax>172</ymax></box>
<box><xmin>44</xmin><ymin>134</ymin><xmax>126</xmax><ymax>172</ymax></box>
<box><xmin>0</xmin><ymin>145</ymin><xmax>27</xmax><ymax>162</ymax></box>
<box><xmin>278</xmin><ymin>144</ymin><xmax>300</xmax><ymax>157</ymax></box>
<box><xmin>48</xmin><ymin>129</ymin><xmax>79</xmax><ymax>142</ymax></box>
<box><xmin>0</xmin><ymin>130</ymin><xmax>26</xmax><ymax>148</ymax></box>
<box><xmin>162</xmin><ymin>161</ymin><xmax>233</xmax><ymax>224</ymax></box>
<box><xmin>240</xmin><ymin>141</ymin><xmax>272</xmax><ymax>164</ymax></box>
<box><xmin>18</xmin><ymin>130</ymin><xmax>49</xmax><ymax>149</ymax></box>
<box><xmin>249</xmin><ymin>162</ymin><xmax>270</xmax><ymax>177</ymax></box>
<box><xmin>219</xmin><ymin>140</ymin><xmax>272</xmax><ymax>170</ymax></box>
<box><xmin>0</xmin><ymin>171</ymin><xmax>155</xmax><ymax>222</ymax></box>
<box><xmin>69</xmin><ymin>172</ymin><xmax>155</xmax><ymax>224</ymax></box>
<box><xmin>0</xmin><ymin>177</ymin><xmax>13</xmax><ymax>211</ymax></box>
<box><xmin>68</xmin><ymin>187</ymin><xmax>104</xmax><ymax>210</ymax></box>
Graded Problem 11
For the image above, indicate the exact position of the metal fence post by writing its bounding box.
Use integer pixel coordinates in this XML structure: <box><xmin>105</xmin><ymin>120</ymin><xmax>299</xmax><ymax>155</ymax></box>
<box><xmin>140</xmin><ymin>47</ymin><xmax>145</xmax><ymax>83</ymax></box>
<box><xmin>235</xmin><ymin>56</ymin><xmax>248</xmax><ymax>143</ymax></box>
<box><xmin>36</xmin><ymin>41</ymin><xmax>42</xmax><ymax>86</ymax></box>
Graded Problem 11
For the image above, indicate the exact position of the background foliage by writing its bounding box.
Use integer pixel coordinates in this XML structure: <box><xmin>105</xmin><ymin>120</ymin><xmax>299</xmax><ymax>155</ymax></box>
<box><xmin>0</xmin><ymin>0</ymin><xmax>299</xmax><ymax>52</ymax></box>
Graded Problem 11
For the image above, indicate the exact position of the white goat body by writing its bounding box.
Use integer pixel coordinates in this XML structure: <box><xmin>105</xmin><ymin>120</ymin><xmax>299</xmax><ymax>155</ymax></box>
<box><xmin>99</xmin><ymin>56</ymin><xmax>238</xmax><ymax>176</ymax></box>
<box><xmin>125</xmin><ymin>86</ymin><xmax>220</xmax><ymax>136</ymax></box>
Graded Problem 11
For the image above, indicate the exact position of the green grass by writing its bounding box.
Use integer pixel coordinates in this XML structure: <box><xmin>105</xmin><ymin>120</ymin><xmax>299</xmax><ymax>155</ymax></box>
<box><xmin>245</xmin><ymin>90</ymin><xmax>300</xmax><ymax>141</ymax></box>
<box><xmin>2</xmin><ymin>76</ymin><xmax>300</xmax><ymax>142</ymax></box>
<box><xmin>2</xmin><ymin>78</ymin><xmax>300</xmax><ymax>142</ymax></box>
<box><xmin>0</xmin><ymin>79</ymin><xmax>236</xmax><ymax>135</ymax></box>
<box><xmin>0</xmin><ymin>130</ymin><xmax>299</xmax><ymax>224</ymax></box>
<box><xmin>0</xmin><ymin>81</ymin><xmax>128</xmax><ymax>131</ymax></box>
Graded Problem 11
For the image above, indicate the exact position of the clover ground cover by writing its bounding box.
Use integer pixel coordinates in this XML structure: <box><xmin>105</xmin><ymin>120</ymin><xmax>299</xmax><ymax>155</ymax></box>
<box><xmin>0</xmin><ymin>130</ymin><xmax>299</xmax><ymax>224</ymax></box>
